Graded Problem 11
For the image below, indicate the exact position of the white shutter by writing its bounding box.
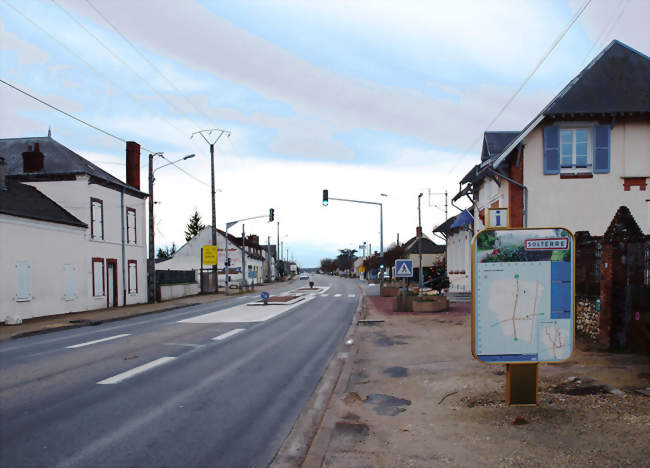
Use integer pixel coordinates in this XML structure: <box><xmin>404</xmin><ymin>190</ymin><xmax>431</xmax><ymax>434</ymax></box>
<box><xmin>127</xmin><ymin>210</ymin><xmax>136</xmax><ymax>244</ymax></box>
<box><xmin>16</xmin><ymin>261</ymin><xmax>32</xmax><ymax>301</ymax></box>
<box><xmin>93</xmin><ymin>260</ymin><xmax>104</xmax><ymax>296</ymax></box>
<box><xmin>64</xmin><ymin>264</ymin><xmax>76</xmax><ymax>300</ymax></box>
<box><xmin>92</xmin><ymin>202</ymin><xmax>103</xmax><ymax>239</ymax></box>
<box><xmin>128</xmin><ymin>262</ymin><xmax>137</xmax><ymax>294</ymax></box>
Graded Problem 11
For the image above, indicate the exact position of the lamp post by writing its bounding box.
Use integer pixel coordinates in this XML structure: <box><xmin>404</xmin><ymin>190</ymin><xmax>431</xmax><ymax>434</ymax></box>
<box><xmin>418</xmin><ymin>192</ymin><xmax>423</xmax><ymax>291</ymax></box>
<box><xmin>148</xmin><ymin>152</ymin><xmax>195</xmax><ymax>303</ymax></box>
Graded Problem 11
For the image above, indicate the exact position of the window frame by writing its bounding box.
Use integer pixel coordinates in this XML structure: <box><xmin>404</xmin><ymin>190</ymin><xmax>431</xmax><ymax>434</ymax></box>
<box><xmin>90</xmin><ymin>198</ymin><xmax>104</xmax><ymax>240</ymax></box>
<box><xmin>92</xmin><ymin>257</ymin><xmax>105</xmax><ymax>297</ymax></box>
<box><xmin>128</xmin><ymin>259</ymin><xmax>138</xmax><ymax>294</ymax></box>
<box><xmin>16</xmin><ymin>261</ymin><xmax>32</xmax><ymax>302</ymax></box>
<box><xmin>126</xmin><ymin>207</ymin><xmax>137</xmax><ymax>244</ymax></box>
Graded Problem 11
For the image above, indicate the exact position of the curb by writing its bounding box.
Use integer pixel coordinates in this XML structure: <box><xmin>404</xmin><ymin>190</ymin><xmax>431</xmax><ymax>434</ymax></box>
<box><xmin>271</xmin><ymin>285</ymin><xmax>365</xmax><ymax>468</ymax></box>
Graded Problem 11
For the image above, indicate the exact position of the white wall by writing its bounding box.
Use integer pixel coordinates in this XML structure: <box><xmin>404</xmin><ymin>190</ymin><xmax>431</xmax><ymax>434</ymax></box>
<box><xmin>447</xmin><ymin>227</ymin><xmax>472</xmax><ymax>293</ymax></box>
<box><xmin>0</xmin><ymin>214</ymin><xmax>87</xmax><ymax>322</ymax></box>
<box><xmin>26</xmin><ymin>176</ymin><xmax>148</xmax><ymax>309</ymax></box>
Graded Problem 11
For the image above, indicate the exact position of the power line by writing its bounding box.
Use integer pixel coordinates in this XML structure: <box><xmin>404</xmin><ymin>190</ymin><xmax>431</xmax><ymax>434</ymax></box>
<box><xmin>447</xmin><ymin>0</ymin><xmax>592</xmax><ymax>175</ymax></box>
<box><xmin>581</xmin><ymin>0</ymin><xmax>628</xmax><ymax>67</ymax></box>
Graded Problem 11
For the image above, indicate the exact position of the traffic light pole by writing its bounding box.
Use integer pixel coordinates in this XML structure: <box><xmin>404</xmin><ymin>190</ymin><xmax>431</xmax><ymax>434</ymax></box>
<box><xmin>325</xmin><ymin>195</ymin><xmax>384</xmax><ymax>289</ymax></box>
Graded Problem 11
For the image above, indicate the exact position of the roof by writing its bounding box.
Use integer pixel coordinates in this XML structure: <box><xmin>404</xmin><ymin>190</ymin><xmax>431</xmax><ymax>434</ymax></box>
<box><xmin>403</xmin><ymin>235</ymin><xmax>446</xmax><ymax>254</ymax></box>
<box><xmin>0</xmin><ymin>136</ymin><xmax>147</xmax><ymax>198</ymax></box>
<box><xmin>433</xmin><ymin>215</ymin><xmax>458</xmax><ymax>234</ymax></box>
<box><xmin>481</xmin><ymin>132</ymin><xmax>519</xmax><ymax>162</ymax></box>
<box><xmin>492</xmin><ymin>40</ymin><xmax>650</xmax><ymax>169</ymax></box>
<box><xmin>0</xmin><ymin>179</ymin><xmax>87</xmax><ymax>228</ymax></box>
<box><xmin>449</xmin><ymin>210</ymin><xmax>473</xmax><ymax>230</ymax></box>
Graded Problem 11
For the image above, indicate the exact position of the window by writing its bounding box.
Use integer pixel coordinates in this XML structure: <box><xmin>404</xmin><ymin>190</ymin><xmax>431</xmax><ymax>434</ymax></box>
<box><xmin>90</xmin><ymin>198</ymin><xmax>104</xmax><ymax>240</ymax></box>
<box><xmin>560</xmin><ymin>128</ymin><xmax>590</xmax><ymax>170</ymax></box>
<box><xmin>92</xmin><ymin>258</ymin><xmax>105</xmax><ymax>297</ymax></box>
<box><xmin>16</xmin><ymin>261</ymin><xmax>31</xmax><ymax>302</ymax></box>
<box><xmin>63</xmin><ymin>264</ymin><xmax>77</xmax><ymax>300</ymax></box>
<box><xmin>128</xmin><ymin>260</ymin><xmax>138</xmax><ymax>294</ymax></box>
<box><xmin>126</xmin><ymin>208</ymin><xmax>136</xmax><ymax>244</ymax></box>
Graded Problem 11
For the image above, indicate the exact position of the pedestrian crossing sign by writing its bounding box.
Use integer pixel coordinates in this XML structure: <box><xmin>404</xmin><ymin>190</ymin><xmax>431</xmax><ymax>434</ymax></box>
<box><xmin>395</xmin><ymin>259</ymin><xmax>413</xmax><ymax>277</ymax></box>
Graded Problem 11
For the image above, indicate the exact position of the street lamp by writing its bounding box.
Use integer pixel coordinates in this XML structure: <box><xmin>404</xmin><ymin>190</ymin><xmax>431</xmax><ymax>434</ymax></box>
<box><xmin>148</xmin><ymin>152</ymin><xmax>195</xmax><ymax>303</ymax></box>
<box><xmin>418</xmin><ymin>193</ymin><xmax>423</xmax><ymax>291</ymax></box>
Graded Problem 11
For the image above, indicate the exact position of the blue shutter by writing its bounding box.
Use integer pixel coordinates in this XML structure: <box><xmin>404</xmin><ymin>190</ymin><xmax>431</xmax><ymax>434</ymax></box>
<box><xmin>593</xmin><ymin>124</ymin><xmax>610</xmax><ymax>173</ymax></box>
<box><xmin>543</xmin><ymin>126</ymin><xmax>560</xmax><ymax>174</ymax></box>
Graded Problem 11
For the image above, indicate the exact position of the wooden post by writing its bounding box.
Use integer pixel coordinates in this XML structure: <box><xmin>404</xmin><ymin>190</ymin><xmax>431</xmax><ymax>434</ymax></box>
<box><xmin>506</xmin><ymin>363</ymin><xmax>538</xmax><ymax>405</ymax></box>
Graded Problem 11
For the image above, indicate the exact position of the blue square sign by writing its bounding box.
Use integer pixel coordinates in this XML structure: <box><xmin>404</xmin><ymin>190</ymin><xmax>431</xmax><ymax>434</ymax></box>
<box><xmin>395</xmin><ymin>259</ymin><xmax>413</xmax><ymax>277</ymax></box>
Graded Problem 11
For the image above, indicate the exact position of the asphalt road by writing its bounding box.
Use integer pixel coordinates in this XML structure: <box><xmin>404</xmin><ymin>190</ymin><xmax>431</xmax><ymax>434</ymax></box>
<box><xmin>0</xmin><ymin>275</ymin><xmax>368</xmax><ymax>468</ymax></box>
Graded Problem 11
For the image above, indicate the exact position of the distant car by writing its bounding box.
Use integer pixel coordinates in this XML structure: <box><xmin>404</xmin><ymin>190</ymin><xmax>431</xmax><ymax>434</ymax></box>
<box><xmin>299</xmin><ymin>274</ymin><xmax>310</xmax><ymax>280</ymax></box>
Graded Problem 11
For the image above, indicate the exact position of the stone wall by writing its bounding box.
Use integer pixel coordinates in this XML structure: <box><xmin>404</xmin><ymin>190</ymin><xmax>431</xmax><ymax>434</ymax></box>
<box><xmin>576</xmin><ymin>295</ymin><xmax>600</xmax><ymax>342</ymax></box>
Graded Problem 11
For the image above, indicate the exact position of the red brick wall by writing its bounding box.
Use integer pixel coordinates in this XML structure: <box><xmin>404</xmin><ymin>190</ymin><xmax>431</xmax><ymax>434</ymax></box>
<box><xmin>508</xmin><ymin>147</ymin><xmax>524</xmax><ymax>228</ymax></box>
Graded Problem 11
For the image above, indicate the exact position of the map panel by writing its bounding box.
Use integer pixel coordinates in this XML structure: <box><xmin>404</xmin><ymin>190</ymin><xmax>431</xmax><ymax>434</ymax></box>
<box><xmin>473</xmin><ymin>228</ymin><xmax>574</xmax><ymax>364</ymax></box>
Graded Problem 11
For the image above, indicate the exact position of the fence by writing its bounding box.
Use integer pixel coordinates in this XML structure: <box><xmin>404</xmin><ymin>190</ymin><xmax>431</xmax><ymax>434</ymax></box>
<box><xmin>156</xmin><ymin>269</ymin><xmax>196</xmax><ymax>285</ymax></box>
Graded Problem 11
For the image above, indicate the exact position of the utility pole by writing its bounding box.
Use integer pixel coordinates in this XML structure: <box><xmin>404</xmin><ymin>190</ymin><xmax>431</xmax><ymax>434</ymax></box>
<box><xmin>418</xmin><ymin>193</ymin><xmax>423</xmax><ymax>291</ymax></box>
<box><xmin>148</xmin><ymin>153</ymin><xmax>155</xmax><ymax>303</ymax></box>
<box><xmin>191</xmin><ymin>128</ymin><xmax>230</xmax><ymax>293</ymax></box>
<box><xmin>241</xmin><ymin>224</ymin><xmax>247</xmax><ymax>290</ymax></box>
<box><xmin>276</xmin><ymin>221</ymin><xmax>280</xmax><ymax>279</ymax></box>
<box><xmin>267</xmin><ymin>236</ymin><xmax>271</xmax><ymax>282</ymax></box>
<box><xmin>428</xmin><ymin>188</ymin><xmax>449</xmax><ymax>220</ymax></box>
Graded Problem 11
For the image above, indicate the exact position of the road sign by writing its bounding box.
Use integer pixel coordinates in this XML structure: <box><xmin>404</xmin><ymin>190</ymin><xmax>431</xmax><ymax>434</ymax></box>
<box><xmin>202</xmin><ymin>245</ymin><xmax>218</xmax><ymax>265</ymax></box>
<box><xmin>248</xmin><ymin>270</ymin><xmax>257</xmax><ymax>278</ymax></box>
<box><xmin>260</xmin><ymin>291</ymin><xmax>270</xmax><ymax>300</ymax></box>
<box><xmin>472</xmin><ymin>227</ymin><xmax>574</xmax><ymax>364</ymax></box>
<box><xmin>395</xmin><ymin>259</ymin><xmax>413</xmax><ymax>277</ymax></box>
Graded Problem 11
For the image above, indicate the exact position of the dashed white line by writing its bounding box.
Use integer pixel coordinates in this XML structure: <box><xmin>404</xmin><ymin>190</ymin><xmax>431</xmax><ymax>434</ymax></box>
<box><xmin>334</xmin><ymin>294</ymin><xmax>342</xmax><ymax>297</ymax></box>
<box><xmin>97</xmin><ymin>357</ymin><xmax>176</xmax><ymax>384</ymax></box>
<box><xmin>212</xmin><ymin>328</ymin><xmax>245</xmax><ymax>341</ymax></box>
<box><xmin>348</xmin><ymin>294</ymin><xmax>356</xmax><ymax>298</ymax></box>
<box><xmin>321</xmin><ymin>293</ymin><xmax>329</xmax><ymax>297</ymax></box>
<box><xmin>66</xmin><ymin>334</ymin><xmax>131</xmax><ymax>349</ymax></box>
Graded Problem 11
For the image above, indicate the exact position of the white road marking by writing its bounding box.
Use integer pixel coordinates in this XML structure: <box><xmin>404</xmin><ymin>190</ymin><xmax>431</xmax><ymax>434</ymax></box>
<box><xmin>212</xmin><ymin>328</ymin><xmax>245</xmax><ymax>341</ymax></box>
<box><xmin>163</xmin><ymin>343</ymin><xmax>204</xmax><ymax>348</ymax></box>
<box><xmin>368</xmin><ymin>284</ymin><xmax>376</xmax><ymax>287</ymax></box>
<box><xmin>321</xmin><ymin>293</ymin><xmax>329</xmax><ymax>297</ymax></box>
<box><xmin>97</xmin><ymin>357</ymin><xmax>176</xmax><ymax>384</ymax></box>
<box><xmin>348</xmin><ymin>294</ymin><xmax>356</xmax><ymax>298</ymax></box>
<box><xmin>334</xmin><ymin>294</ymin><xmax>342</xmax><ymax>297</ymax></box>
<box><xmin>66</xmin><ymin>334</ymin><xmax>131</xmax><ymax>349</ymax></box>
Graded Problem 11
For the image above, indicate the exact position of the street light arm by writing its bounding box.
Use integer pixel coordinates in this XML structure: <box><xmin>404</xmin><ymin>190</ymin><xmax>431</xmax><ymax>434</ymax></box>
<box><xmin>226</xmin><ymin>214</ymin><xmax>269</xmax><ymax>228</ymax></box>
<box><xmin>153</xmin><ymin>154</ymin><xmax>195</xmax><ymax>175</ymax></box>
<box><xmin>329</xmin><ymin>197</ymin><xmax>382</xmax><ymax>206</ymax></box>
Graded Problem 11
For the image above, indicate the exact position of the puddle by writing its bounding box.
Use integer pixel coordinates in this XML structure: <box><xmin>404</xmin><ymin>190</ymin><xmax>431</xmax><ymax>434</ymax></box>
<box><xmin>364</xmin><ymin>393</ymin><xmax>411</xmax><ymax>416</ymax></box>
<box><xmin>373</xmin><ymin>333</ymin><xmax>407</xmax><ymax>347</ymax></box>
<box><xmin>552</xmin><ymin>383</ymin><xmax>608</xmax><ymax>395</ymax></box>
<box><xmin>333</xmin><ymin>421</ymin><xmax>369</xmax><ymax>442</ymax></box>
<box><xmin>383</xmin><ymin>366</ymin><xmax>408</xmax><ymax>378</ymax></box>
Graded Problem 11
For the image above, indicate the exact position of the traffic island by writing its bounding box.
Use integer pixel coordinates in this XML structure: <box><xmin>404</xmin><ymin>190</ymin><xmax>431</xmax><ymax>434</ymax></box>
<box><xmin>247</xmin><ymin>296</ymin><xmax>304</xmax><ymax>306</ymax></box>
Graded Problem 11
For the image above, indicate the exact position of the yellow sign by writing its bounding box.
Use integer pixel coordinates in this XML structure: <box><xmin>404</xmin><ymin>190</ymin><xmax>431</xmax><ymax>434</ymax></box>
<box><xmin>358</xmin><ymin>266</ymin><xmax>366</xmax><ymax>273</ymax></box>
<box><xmin>202</xmin><ymin>245</ymin><xmax>218</xmax><ymax>265</ymax></box>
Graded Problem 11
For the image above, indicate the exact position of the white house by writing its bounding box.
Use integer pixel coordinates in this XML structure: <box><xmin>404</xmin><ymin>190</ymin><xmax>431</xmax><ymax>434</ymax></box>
<box><xmin>434</xmin><ymin>210</ymin><xmax>473</xmax><ymax>297</ymax></box>
<box><xmin>455</xmin><ymin>40</ymin><xmax>649</xmax><ymax>237</ymax></box>
<box><xmin>1</xmin><ymin>136</ymin><xmax>149</xmax><ymax>313</ymax></box>
<box><xmin>156</xmin><ymin>226</ymin><xmax>267</xmax><ymax>287</ymax></box>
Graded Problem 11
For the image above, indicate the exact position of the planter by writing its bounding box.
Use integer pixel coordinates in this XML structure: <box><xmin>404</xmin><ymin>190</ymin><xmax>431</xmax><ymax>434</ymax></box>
<box><xmin>381</xmin><ymin>286</ymin><xmax>399</xmax><ymax>297</ymax></box>
<box><xmin>412</xmin><ymin>297</ymin><xmax>449</xmax><ymax>313</ymax></box>
<box><xmin>393</xmin><ymin>295</ymin><xmax>414</xmax><ymax>312</ymax></box>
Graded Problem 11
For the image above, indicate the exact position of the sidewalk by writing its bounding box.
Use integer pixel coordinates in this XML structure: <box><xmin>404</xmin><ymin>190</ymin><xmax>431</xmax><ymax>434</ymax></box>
<box><xmin>0</xmin><ymin>279</ymin><xmax>294</xmax><ymax>342</ymax></box>
<box><xmin>307</xmin><ymin>296</ymin><xmax>650</xmax><ymax>467</ymax></box>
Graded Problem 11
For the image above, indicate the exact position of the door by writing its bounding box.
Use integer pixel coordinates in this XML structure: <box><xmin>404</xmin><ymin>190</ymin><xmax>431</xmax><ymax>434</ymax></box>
<box><xmin>106</xmin><ymin>259</ymin><xmax>118</xmax><ymax>308</ymax></box>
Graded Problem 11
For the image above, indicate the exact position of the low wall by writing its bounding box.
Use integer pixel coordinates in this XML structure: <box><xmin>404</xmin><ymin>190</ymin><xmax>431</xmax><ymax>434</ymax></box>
<box><xmin>576</xmin><ymin>295</ymin><xmax>600</xmax><ymax>342</ymax></box>
<box><xmin>159</xmin><ymin>283</ymin><xmax>199</xmax><ymax>302</ymax></box>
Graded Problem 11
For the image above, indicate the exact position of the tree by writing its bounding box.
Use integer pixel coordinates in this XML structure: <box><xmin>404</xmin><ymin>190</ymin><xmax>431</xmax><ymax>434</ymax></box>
<box><xmin>156</xmin><ymin>243</ymin><xmax>177</xmax><ymax>260</ymax></box>
<box><xmin>320</xmin><ymin>258</ymin><xmax>336</xmax><ymax>274</ymax></box>
<box><xmin>185</xmin><ymin>209</ymin><xmax>206</xmax><ymax>242</ymax></box>
<box><xmin>335</xmin><ymin>249</ymin><xmax>357</xmax><ymax>273</ymax></box>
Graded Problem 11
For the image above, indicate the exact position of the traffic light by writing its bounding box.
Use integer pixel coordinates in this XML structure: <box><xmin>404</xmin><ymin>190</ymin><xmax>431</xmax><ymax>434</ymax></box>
<box><xmin>322</xmin><ymin>189</ymin><xmax>328</xmax><ymax>206</ymax></box>
<box><xmin>269</xmin><ymin>208</ymin><xmax>274</xmax><ymax>222</ymax></box>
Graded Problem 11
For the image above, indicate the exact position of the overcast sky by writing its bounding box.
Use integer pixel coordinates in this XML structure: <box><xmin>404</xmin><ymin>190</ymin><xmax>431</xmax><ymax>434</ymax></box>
<box><xmin>2</xmin><ymin>0</ymin><xmax>649</xmax><ymax>266</ymax></box>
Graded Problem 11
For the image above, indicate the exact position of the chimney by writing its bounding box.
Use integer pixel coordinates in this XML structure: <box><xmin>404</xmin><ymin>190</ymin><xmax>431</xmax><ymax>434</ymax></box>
<box><xmin>0</xmin><ymin>157</ymin><xmax>6</xmax><ymax>190</ymax></box>
<box><xmin>126</xmin><ymin>141</ymin><xmax>140</xmax><ymax>190</ymax></box>
<box><xmin>22</xmin><ymin>142</ymin><xmax>44</xmax><ymax>173</ymax></box>
<box><xmin>416</xmin><ymin>227</ymin><xmax>422</xmax><ymax>237</ymax></box>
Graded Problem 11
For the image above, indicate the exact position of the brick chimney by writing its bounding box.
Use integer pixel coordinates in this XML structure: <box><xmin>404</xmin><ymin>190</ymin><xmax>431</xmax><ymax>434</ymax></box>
<box><xmin>0</xmin><ymin>157</ymin><xmax>6</xmax><ymax>190</ymax></box>
<box><xmin>125</xmin><ymin>141</ymin><xmax>140</xmax><ymax>189</ymax></box>
<box><xmin>247</xmin><ymin>234</ymin><xmax>259</xmax><ymax>246</ymax></box>
<box><xmin>22</xmin><ymin>142</ymin><xmax>44</xmax><ymax>173</ymax></box>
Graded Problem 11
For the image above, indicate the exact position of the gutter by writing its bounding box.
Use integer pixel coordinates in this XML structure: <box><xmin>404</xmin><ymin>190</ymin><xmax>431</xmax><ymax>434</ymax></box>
<box><xmin>487</xmin><ymin>167</ymin><xmax>528</xmax><ymax>228</ymax></box>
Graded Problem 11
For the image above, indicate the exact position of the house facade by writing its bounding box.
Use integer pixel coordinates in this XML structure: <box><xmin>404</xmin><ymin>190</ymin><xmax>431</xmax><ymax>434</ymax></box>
<box><xmin>1</xmin><ymin>136</ymin><xmax>149</xmax><ymax>312</ymax></box>
<box><xmin>456</xmin><ymin>40</ymin><xmax>649</xmax><ymax>237</ymax></box>
<box><xmin>434</xmin><ymin>210</ymin><xmax>473</xmax><ymax>295</ymax></box>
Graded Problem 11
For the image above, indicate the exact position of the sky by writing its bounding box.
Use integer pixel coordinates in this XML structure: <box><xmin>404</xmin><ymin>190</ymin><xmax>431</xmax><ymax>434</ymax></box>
<box><xmin>1</xmin><ymin>0</ymin><xmax>649</xmax><ymax>267</ymax></box>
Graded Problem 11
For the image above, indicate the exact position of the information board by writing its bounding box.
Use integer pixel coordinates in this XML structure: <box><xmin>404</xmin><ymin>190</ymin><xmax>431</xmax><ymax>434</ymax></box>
<box><xmin>472</xmin><ymin>228</ymin><xmax>574</xmax><ymax>364</ymax></box>
<box><xmin>202</xmin><ymin>245</ymin><xmax>218</xmax><ymax>265</ymax></box>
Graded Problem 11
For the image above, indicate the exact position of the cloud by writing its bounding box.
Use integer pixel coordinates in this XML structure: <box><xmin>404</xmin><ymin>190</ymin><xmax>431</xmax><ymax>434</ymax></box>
<box><xmin>0</xmin><ymin>17</ymin><xmax>49</xmax><ymax>65</ymax></box>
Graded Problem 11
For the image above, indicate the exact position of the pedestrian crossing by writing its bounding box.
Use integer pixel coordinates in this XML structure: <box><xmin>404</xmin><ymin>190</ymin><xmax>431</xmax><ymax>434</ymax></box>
<box><xmin>316</xmin><ymin>293</ymin><xmax>356</xmax><ymax>298</ymax></box>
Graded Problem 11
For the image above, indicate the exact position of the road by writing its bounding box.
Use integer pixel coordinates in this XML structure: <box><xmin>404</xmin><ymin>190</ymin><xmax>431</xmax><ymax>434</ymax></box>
<box><xmin>0</xmin><ymin>275</ymin><xmax>368</xmax><ymax>467</ymax></box>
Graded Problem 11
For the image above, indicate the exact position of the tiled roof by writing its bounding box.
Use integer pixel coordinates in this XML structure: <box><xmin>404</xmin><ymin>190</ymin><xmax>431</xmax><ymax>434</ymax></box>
<box><xmin>0</xmin><ymin>179</ymin><xmax>87</xmax><ymax>228</ymax></box>
<box><xmin>481</xmin><ymin>131</ymin><xmax>520</xmax><ymax>161</ymax></box>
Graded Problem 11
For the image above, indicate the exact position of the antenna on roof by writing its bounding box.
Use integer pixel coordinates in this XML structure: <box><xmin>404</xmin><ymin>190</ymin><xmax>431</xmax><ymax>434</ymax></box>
<box><xmin>47</xmin><ymin>126</ymin><xmax>51</xmax><ymax>137</ymax></box>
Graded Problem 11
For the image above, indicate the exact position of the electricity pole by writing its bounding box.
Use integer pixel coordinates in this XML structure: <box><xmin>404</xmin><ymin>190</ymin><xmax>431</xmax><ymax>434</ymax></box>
<box><xmin>191</xmin><ymin>128</ymin><xmax>230</xmax><ymax>293</ymax></box>
<box><xmin>418</xmin><ymin>193</ymin><xmax>423</xmax><ymax>291</ymax></box>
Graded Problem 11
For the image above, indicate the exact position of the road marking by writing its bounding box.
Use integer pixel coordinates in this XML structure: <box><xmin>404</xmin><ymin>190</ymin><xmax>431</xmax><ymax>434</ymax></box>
<box><xmin>334</xmin><ymin>294</ymin><xmax>342</xmax><ymax>297</ymax></box>
<box><xmin>212</xmin><ymin>328</ymin><xmax>245</xmax><ymax>341</ymax></box>
<box><xmin>348</xmin><ymin>294</ymin><xmax>356</xmax><ymax>298</ymax></box>
<box><xmin>97</xmin><ymin>357</ymin><xmax>176</xmax><ymax>384</ymax></box>
<box><xmin>368</xmin><ymin>284</ymin><xmax>376</xmax><ymax>287</ymax></box>
<box><xmin>66</xmin><ymin>334</ymin><xmax>131</xmax><ymax>349</ymax></box>
<box><xmin>321</xmin><ymin>293</ymin><xmax>329</xmax><ymax>297</ymax></box>
<box><xmin>163</xmin><ymin>343</ymin><xmax>204</xmax><ymax>348</ymax></box>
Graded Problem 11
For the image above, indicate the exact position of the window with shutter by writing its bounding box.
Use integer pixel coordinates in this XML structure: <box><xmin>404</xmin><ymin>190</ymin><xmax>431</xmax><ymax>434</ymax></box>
<box><xmin>92</xmin><ymin>258</ymin><xmax>104</xmax><ymax>296</ymax></box>
<box><xmin>126</xmin><ymin>208</ymin><xmax>136</xmax><ymax>244</ymax></box>
<box><xmin>543</xmin><ymin>126</ymin><xmax>560</xmax><ymax>174</ymax></box>
<box><xmin>16</xmin><ymin>261</ymin><xmax>32</xmax><ymax>302</ymax></box>
<box><xmin>128</xmin><ymin>260</ymin><xmax>138</xmax><ymax>294</ymax></box>
<box><xmin>90</xmin><ymin>198</ymin><xmax>104</xmax><ymax>240</ymax></box>
<box><xmin>593</xmin><ymin>124</ymin><xmax>611</xmax><ymax>173</ymax></box>
<box><xmin>64</xmin><ymin>264</ymin><xmax>76</xmax><ymax>300</ymax></box>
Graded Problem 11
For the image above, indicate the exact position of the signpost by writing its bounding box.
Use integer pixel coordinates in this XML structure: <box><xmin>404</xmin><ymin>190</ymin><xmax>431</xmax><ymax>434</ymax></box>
<box><xmin>202</xmin><ymin>245</ymin><xmax>218</xmax><ymax>265</ymax></box>
<box><xmin>395</xmin><ymin>259</ymin><xmax>413</xmax><ymax>278</ymax></box>
<box><xmin>487</xmin><ymin>207</ymin><xmax>509</xmax><ymax>228</ymax></box>
<box><xmin>472</xmin><ymin>227</ymin><xmax>574</xmax><ymax>405</ymax></box>
<box><xmin>261</xmin><ymin>291</ymin><xmax>269</xmax><ymax>305</ymax></box>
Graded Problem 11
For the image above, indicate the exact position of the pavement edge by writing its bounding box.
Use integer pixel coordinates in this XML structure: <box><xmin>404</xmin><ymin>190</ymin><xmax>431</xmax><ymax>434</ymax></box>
<box><xmin>271</xmin><ymin>284</ymin><xmax>366</xmax><ymax>468</ymax></box>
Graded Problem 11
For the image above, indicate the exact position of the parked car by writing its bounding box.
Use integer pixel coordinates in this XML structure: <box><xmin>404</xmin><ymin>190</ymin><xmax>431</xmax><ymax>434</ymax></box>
<box><xmin>299</xmin><ymin>274</ymin><xmax>310</xmax><ymax>280</ymax></box>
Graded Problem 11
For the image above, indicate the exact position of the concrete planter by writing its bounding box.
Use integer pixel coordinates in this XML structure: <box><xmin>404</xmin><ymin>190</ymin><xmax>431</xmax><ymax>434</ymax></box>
<box><xmin>393</xmin><ymin>295</ymin><xmax>414</xmax><ymax>312</ymax></box>
<box><xmin>412</xmin><ymin>297</ymin><xmax>449</xmax><ymax>313</ymax></box>
<box><xmin>381</xmin><ymin>286</ymin><xmax>400</xmax><ymax>297</ymax></box>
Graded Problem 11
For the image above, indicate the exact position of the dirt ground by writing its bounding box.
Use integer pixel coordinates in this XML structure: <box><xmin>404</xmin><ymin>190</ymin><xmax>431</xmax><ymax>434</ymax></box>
<box><xmin>318</xmin><ymin>298</ymin><xmax>650</xmax><ymax>468</ymax></box>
